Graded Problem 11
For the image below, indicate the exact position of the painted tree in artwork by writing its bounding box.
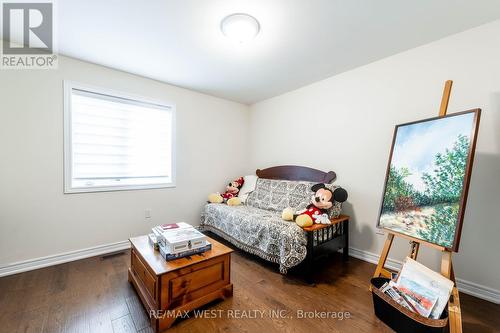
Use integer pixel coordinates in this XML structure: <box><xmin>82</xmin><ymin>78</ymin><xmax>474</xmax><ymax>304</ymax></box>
<box><xmin>422</xmin><ymin>134</ymin><xmax>470</xmax><ymax>204</ymax></box>
<box><xmin>418</xmin><ymin>205</ymin><xmax>459</xmax><ymax>248</ymax></box>
<box><xmin>382</xmin><ymin>166</ymin><xmax>416</xmax><ymax>212</ymax></box>
<box><xmin>418</xmin><ymin>135</ymin><xmax>470</xmax><ymax>246</ymax></box>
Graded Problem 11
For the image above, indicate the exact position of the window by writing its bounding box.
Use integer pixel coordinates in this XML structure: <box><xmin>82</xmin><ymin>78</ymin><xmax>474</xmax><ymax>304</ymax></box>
<box><xmin>64</xmin><ymin>81</ymin><xmax>175</xmax><ymax>193</ymax></box>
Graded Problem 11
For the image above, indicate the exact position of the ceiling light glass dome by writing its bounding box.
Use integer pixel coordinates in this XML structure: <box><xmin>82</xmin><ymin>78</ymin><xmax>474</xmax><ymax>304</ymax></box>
<box><xmin>221</xmin><ymin>13</ymin><xmax>260</xmax><ymax>43</ymax></box>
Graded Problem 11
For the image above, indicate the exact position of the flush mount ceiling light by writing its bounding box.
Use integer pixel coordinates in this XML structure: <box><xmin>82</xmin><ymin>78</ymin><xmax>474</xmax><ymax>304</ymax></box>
<box><xmin>220</xmin><ymin>13</ymin><xmax>260</xmax><ymax>43</ymax></box>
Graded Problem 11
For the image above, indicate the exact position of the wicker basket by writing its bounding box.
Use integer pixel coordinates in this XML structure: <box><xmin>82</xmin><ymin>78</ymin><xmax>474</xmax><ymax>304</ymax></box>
<box><xmin>371</xmin><ymin>277</ymin><xmax>449</xmax><ymax>333</ymax></box>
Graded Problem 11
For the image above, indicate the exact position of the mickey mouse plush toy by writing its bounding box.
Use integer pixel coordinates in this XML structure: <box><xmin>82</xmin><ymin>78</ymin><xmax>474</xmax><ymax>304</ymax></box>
<box><xmin>208</xmin><ymin>177</ymin><xmax>245</xmax><ymax>206</ymax></box>
<box><xmin>282</xmin><ymin>183</ymin><xmax>348</xmax><ymax>227</ymax></box>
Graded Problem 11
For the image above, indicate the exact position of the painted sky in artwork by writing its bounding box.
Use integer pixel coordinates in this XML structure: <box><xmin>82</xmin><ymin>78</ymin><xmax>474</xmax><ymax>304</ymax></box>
<box><xmin>391</xmin><ymin>113</ymin><xmax>474</xmax><ymax>191</ymax></box>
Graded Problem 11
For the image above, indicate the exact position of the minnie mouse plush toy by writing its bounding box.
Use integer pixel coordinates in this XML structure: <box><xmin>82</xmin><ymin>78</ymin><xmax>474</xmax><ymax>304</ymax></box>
<box><xmin>282</xmin><ymin>183</ymin><xmax>348</xmax><ymax>227</ymax></box>
<box><xmin>208</xmin><ymin>177</ymin><xmax>245</xmax><ymax>206</ymax></box>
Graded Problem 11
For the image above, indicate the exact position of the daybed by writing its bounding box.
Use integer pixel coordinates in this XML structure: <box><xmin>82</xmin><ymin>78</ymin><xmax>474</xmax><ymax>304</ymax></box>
<box><xmin>200</xmin><ymin>165</ymin><xmax>349</xmax><ymax>274</ymax></box>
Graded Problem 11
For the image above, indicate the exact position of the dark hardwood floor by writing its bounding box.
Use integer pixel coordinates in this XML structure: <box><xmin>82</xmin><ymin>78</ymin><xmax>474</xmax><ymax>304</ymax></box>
<box><xmin>0</xmin><ymin>245</ymin><xmax>498</xmax><ymax>333</ymax></box>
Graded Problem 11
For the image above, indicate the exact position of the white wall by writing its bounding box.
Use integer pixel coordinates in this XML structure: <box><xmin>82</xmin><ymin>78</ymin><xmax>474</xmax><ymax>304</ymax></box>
<box><xmin>0</xmin><ymin>56</ymin><xmax>249</xmax><ymax>266</ymax></box>
<box><xmin>249</xmin><ymin>20</ymin><xmax>500</xmax><ymax>293</ymax></box>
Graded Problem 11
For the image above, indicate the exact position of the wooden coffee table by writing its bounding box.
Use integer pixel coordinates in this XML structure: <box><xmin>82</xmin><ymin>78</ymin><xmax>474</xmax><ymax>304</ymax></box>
<box><xmin>128</xmin><ymin>235</ymin><xmax>233</xmax><ymax>332</ymax></box>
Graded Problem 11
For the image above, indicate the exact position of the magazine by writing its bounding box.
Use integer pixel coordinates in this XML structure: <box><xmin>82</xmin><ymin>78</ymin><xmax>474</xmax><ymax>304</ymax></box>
<box><xmin>383</xmin><ymin>286</ymin><xmax>414</xmax><ymax>312</ymax></box>
<box><xmin>380</xmin><ymin>281</ymin><xmax>425</xmax><ymax>315</ymax></box>
<box><xmin>396</xmin><ymin>257</ymin><xmax>454</xmax><ymax>319</ymax></box>
<box><xmin>396</xmin><ymin>276</ymin><xmax>438</xmax><ymax>317</ymax></box>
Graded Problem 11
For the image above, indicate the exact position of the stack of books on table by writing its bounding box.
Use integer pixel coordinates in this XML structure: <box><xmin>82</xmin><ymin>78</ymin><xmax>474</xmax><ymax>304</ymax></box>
<box><xmin>148</xmin><ymin>222</ymin><xmax>211</xmax><ymax>261</ymax></box>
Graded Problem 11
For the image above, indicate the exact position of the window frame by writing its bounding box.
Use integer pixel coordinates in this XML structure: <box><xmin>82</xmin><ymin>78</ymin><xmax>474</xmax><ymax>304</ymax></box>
<box><xmin>63</xmin><ymin>80</ymin><xmax>176</xmax><ymax>194</ymax></box>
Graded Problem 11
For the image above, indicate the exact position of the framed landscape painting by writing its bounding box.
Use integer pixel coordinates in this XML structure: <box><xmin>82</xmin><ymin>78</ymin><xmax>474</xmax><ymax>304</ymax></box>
<box><xmin>377</xmin><ymin>109</ymin><xmax>481</xmax><ymax>251</ymax></box>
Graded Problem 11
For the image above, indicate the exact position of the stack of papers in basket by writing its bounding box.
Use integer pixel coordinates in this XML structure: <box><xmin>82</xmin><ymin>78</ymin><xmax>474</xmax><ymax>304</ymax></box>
<box><xmin>379</xmin><ymin>257</ymin><xmax>454</xmax><ymax>319</ymax></box>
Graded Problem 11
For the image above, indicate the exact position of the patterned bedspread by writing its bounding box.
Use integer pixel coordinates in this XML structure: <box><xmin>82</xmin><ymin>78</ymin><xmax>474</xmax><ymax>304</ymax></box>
<box><xmin>200</xmin><ymin>203</ymin><xmax>307</xmax><ymax>273</ymax></box>
<box><xmin>200</xmin><ymin>178</ymin><xmax>343</xmax><ymax>274</ymax></box>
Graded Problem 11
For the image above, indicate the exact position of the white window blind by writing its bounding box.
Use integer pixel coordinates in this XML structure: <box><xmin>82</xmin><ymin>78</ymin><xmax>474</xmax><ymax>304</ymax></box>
<box><xmin>64</xmin><ymin>82</ymin><xmax>175</xmax><ymax>193</ymax></box>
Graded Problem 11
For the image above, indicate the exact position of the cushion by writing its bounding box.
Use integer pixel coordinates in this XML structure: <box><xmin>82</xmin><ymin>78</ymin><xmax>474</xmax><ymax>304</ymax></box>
<box><xmin>245</xmin><ymin>178</ymin><xmax>315</xmax><ymax>212</ymax></box>
<box><xmin>246</xmin><ymin>178</ymin><xmax>343</xmax><ymax>218</ymax></box>
<box><xmin>327</xmin><ymin>192</ymin><xmax>343</xmax><ymax>218</ymax></box>
<box><xmin>238</xmin><ymin>175</ymin><xmax>258</xmax><ymax>203</ymax></box>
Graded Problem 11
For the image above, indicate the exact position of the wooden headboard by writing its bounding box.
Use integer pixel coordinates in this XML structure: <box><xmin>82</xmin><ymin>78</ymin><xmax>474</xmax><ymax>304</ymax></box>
<box><xmin>256</xmin><ymin>165</ymin><xmax>336</xmax><ymax>184</ymax></box>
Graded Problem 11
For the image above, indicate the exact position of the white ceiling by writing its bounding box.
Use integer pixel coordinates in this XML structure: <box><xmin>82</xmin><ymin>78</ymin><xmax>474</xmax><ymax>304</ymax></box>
<box><xmin>57</xmin><ymin>0</ymin><xmax>500</xmax><ymax>104</ymax></box>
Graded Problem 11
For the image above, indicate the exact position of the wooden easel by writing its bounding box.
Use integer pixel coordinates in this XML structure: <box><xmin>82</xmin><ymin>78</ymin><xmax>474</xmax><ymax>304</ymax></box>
<box><xmin>373</xmin><ymin>80</ymin><xmax>462</xmax><ymax>333</ymax></box>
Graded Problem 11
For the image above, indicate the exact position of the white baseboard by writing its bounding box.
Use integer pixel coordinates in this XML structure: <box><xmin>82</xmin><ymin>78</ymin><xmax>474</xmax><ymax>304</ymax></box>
<box><xmin>348</xmin><ymin>246</ymin><xmax>500</xmax><ymax>304</ymax></box>
<box><xmin>455</xmin><ymin>278</ymin><xmax>500</xmax><ymax>304</ymax></box>
<box><xmin>0</xmin><ymin>240</ymin><xmax>130</xmax><ymax>277</ymax></box>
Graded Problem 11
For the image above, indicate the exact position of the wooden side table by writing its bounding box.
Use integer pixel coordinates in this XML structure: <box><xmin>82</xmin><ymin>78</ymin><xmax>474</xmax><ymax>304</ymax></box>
<box><xmin>302</xmin><ymin>214</ymin><xmax>349</xmax><ymax>280</ymax></box>
<box><xmin>128</xmin><ymin>235</ymin><xmax>233</xmax><ymax>332</ymax></box>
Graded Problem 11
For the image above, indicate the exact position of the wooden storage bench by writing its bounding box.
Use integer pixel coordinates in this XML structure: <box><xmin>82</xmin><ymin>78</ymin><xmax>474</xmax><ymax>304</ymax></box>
<box><xmin>128</xmin><ymin>235</ymin><xmax>233</xmax><ymax>332</ymax></box>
